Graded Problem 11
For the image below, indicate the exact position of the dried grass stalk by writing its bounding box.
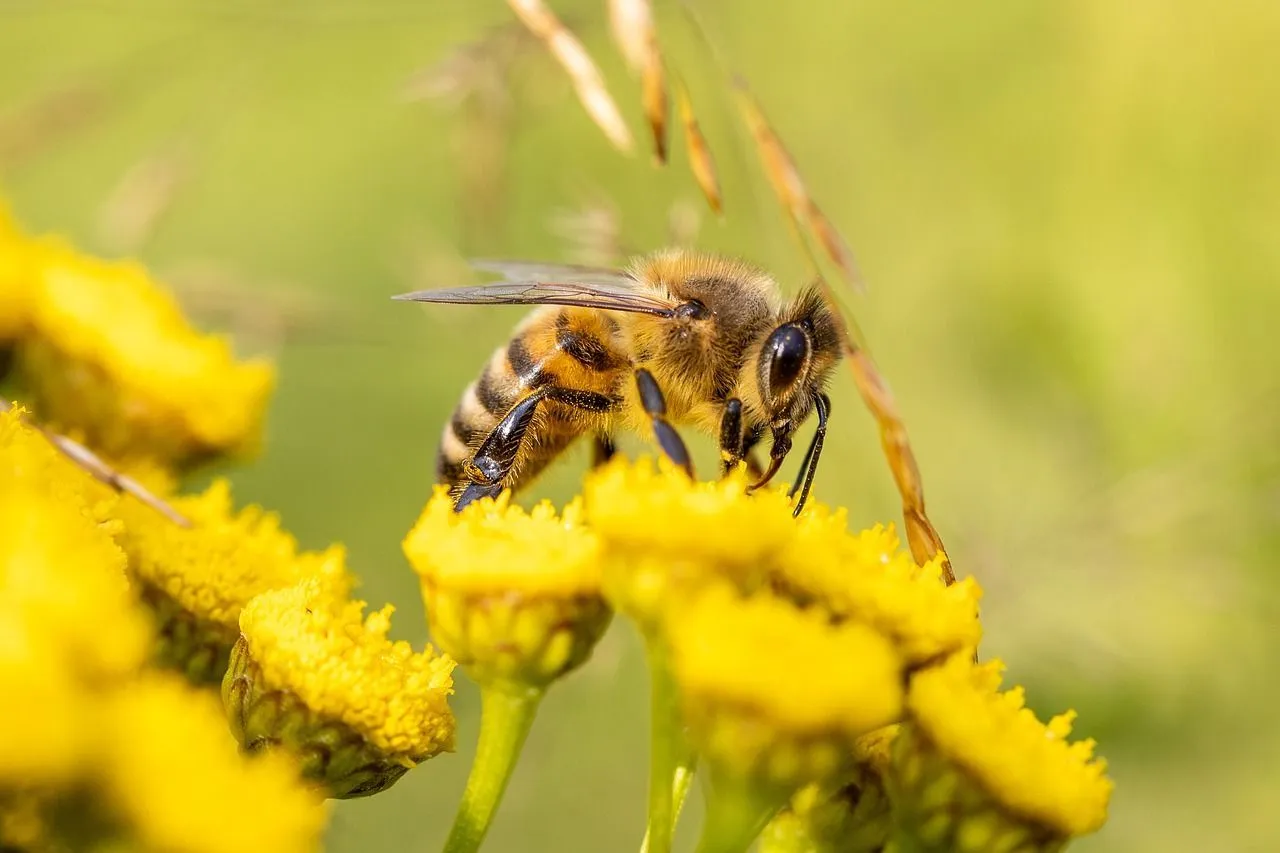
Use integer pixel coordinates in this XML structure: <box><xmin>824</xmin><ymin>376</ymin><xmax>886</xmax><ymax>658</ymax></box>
<box><xmin>641</xmin><ymin>31</ymin><xmax>669</xmax><ymax>163</ymax></box>
<box><xmin>508</xmin><ymin>0</ymin><xmax>633</xmax><ymax>153</ymax></box>
<box><xmin>608</xmin><ymin>0</ymin><xmax>654</xmax><ymax>74</ymax></box>
<box><xmin>0</xmin><ymin>399</ymin><xmax>190</xmax><ymax>527</ymax></box>
<box><xmin>676</xmin><ymin>81</ymin><xmax>722</xmax><ymax>214</ymax></box>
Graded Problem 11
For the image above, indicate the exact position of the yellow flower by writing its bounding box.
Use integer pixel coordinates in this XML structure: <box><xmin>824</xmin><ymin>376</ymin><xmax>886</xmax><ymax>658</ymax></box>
<box><xmin>115</xmin><ymin>479</ymin><xmax>345</xmax><ymax>684</ymax></box>
<box><xmin>16</xmin><ymin>237</ymin><xmax>273</xmax><ymax>465</ymax></box>
<box><xmin>0</xmin><ymin>205</ymin><xmax>37</xmax><ymax>341</ymax></box>
<box><xmin>0</xmin><ymin>634</ymin><xmax>93</xmax><ymax>788</ymax></box>
<box><xmin>0</xmin><ymin>412</ymin><xmax>152</xmax><ymax>687</ymax></box>
<box><xmin>584</xmin><ymin>457</ymin><xmax>796</xmax><ymax>626</ymax></box>
<box><xmin>668</xmin><ymin>583</ymin><xmax>905</xmax><ymax>787</ymax></box>
<box><xmin>227</xmin><ymin>576</ymin><xmax>456</xmax><ymax>797</ymax></box>
<box><xmin>404</xmin><ymin>488</ymin><xmax>611</xmax><ymax>688</ymax></box>
<box><xmin>773</xmin><ymin>505</ymin><xmax>982</xmax><ymax>665</ymax></box>
<box><xmin>890</xmin><ymin>655</ymin><xmax>1112</xmax><ymax>851</ymax></box>
<box><xmin>102</xmin><ymin>674</ymin><xmax>327</xmax><ymax>853</ymax></box>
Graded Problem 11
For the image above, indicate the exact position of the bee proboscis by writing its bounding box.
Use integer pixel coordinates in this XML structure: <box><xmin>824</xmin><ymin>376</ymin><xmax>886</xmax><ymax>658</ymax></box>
<box><xmin>395</xmin><ymin>249</ymin><xmax>842</xmax><ymax>513</ymax></box>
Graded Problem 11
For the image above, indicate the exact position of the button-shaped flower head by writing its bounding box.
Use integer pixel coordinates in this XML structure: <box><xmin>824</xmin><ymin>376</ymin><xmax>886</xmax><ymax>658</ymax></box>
<box><xmin>404</xmin><ymin>488</ymin><xmax>611</xmax><ymax>689</ymax></box>
<box><xmin>116</xmin><ymin>480</ymin><xmax>346</xmax><ymax>684</ymax></box>
<box><xmin>15</xmin><ymin>236</ymin><xmax>273</xmax><ymax>467</ymax></box>
<box><xmin>888</xmin><ymin>655</ymin><xmax>1112</xmax><ymax>852</ymax></box>
<box><xmin>226</xmin><ymin>576</ymin><xmax>456</xmax><ymax>798</ymax></box>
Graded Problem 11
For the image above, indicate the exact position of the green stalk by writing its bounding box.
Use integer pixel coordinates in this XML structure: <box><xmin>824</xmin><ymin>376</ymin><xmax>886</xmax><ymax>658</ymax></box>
<box><xmin>694</xmin><ymin>771</ymin><xmax>787</xmax><ymax>853</ymax></box>
<box><xmin>442</xmin><ymin>683</ymin><xmax>544</xmax><ymax>853</ymax></box>
<box><xmin>641</xmin><ymin>644</ymin><xmax>694</xmax><ymax>853</ymax></box>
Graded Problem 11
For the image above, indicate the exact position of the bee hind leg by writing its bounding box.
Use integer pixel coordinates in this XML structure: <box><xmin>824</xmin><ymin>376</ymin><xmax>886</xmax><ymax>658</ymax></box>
<box><xmin>635</xmin><ymin>369</ymin><xmax>693</xmax><ymax>477</ymax></box>
<box><xmin>456</xmin><ymin>386</ymin><xmax>615</xmax><ymax>512</ymax></box>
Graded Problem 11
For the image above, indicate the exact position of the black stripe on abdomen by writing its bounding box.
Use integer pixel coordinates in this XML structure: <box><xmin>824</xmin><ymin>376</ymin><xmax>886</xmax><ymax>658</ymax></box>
<box><xmin>506</xmin><ymin>337</ymin><xmax>556</xmax><ymax>388</ymax></box>
<box><xmin>555</xmin><ymin>312</ymin><xmax>621</xmax><ymax>371</ymax></box>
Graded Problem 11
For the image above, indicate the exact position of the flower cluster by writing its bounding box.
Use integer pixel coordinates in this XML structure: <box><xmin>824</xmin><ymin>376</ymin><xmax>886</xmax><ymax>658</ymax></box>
<box><xmin>3</xmin><ymin>193</ymin><xmax>1111</xmax><ymax>853</ymax></box>
<box><xmin>2</xmin><ymin>209</ymin><xmax>458</xmax><ymax>849</ymax></box>
<box><xmin>0</xmin><ymin>406</ymin><xmax>326</xmax><ymax>853</ymax></box>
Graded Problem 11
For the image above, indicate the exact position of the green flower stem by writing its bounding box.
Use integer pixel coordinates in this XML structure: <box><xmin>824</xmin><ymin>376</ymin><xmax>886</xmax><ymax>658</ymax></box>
<box><xmin>443</xmin><ymin>682</ymin><xmax>544</xmax><ymax>853</ymax></box>
<box><xmin>694</xmin><ymin>771</ymin><xmax>788</xmax><ymax>853</ymax></box>
<box><xmin>641</xmin><ymin>644</ymin><xmax>694</xmax><ymax>853</ymax></box>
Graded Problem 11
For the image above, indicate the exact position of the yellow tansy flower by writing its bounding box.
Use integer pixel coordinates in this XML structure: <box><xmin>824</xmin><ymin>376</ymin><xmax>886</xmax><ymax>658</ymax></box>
<box><xmin>584</xmin><ymin>457</ymin><xmax>796</xmax><ymax>626</ymax></box>
<box><xmin>889</xmin><ymin>655</ymin><xmax>1112</xmax><ymax>852</ymax></box>
<box><xmin>404</xmin><ymin>488</ymin><xmax>611</xmax><ymax>687</ymax></box>
<box><xmin>227</xmin><ymin>576</ymin><xmax>456</xmax><ymax>798</ymax></box>
<box><xmin>0</xmin><ymin>205</ymin><xmax>36</xmax><ymax>341</ymax></box>
<box><xmin>102</xmin><ymin>674</ymin><xmax>326</xmax><ymax>853</ymax></box>
<box><xmin>0</xmin><ymin>417</ymin><xmax>151</xmax><ymax>686</ymax></box>
<box><xmin>115</xmin><ymin>479</ymin><xmax>346</xmax><ymax>684</ymax></box>
<box><xmin>16</xmin><ymin>237</ymin><xmax>273</xmax><ymax>466</ymax></box>
<box><xmin>773</xmin><ymin>507</ymin><xmax>983</xmax><ymax>664</ymax></box>
<box><xmin>669</xmin><ymin>583</ymin><xmax>905</xmax><ymax>787</ymax></box>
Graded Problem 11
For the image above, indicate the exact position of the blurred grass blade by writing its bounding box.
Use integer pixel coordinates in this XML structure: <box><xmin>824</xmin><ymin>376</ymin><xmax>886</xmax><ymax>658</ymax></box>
<box><xmin>642</xmin><ymin>33</ymin><xmax>669</xmax><ymax>163</ymax></box>
<box><xmin>676</xmin><ymin>80</ymin><xmax>722</xmax><ymax>214</ymax></box>
<box><xmin>608</xmin><ymin>0</ymin><xmax>653</xmax><ymax>74</ymax></box>
<box><xmin>95</xmin><ymin>145</ymin><xmax>187</xmax><ymax>254</ymax></box>
<box><xmin>733</xmin><ymin>78</ymin><xmax>864</xmax><ymax>293</ymax></box>
<box><xmin>508</xmin><ymin>0</ymin><xmax>633</xmax><ymax>153</ymax></box>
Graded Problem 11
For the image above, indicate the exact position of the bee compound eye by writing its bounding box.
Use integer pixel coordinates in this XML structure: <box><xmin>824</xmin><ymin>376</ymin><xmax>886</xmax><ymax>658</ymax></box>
<box><xmin>766</xmin><ymin>324</ymin><xmax>810</xmax><ymax>397</ymax></box>
<box><xmin>674</xmin><ymin>300</ymin><xmax>708</xmax><ymax>320</ymax></box>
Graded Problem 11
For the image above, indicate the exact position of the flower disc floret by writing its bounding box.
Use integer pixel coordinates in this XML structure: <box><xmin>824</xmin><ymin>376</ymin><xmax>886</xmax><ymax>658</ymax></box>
<box><xmin>906</xmin><ymin>655</ymin><xmax>1112</xmax><ymax>837</ymax></box>
<box><xmin>237</xmin><ymin>577</ymin><xmax>456</xmax><ymax>760</ymax></box>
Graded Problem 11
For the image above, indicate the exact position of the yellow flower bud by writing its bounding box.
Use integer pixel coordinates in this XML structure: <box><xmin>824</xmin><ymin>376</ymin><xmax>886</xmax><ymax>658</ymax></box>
<box><xmin>14</xmin><ymin>236</ymin><xmax>273</xmax><ymax>467</ymax></box>
<box><xmin>888</xmin><ymin>656</ymin><xmax>1112</xmax><ymax>852</ymax></box>
<box><xmin>227</xmin><ymin>576</ymin><xmax>456</xmax><ymax>798</ymax></box>
<box><xmin>115</xmin><ymin>479</ymin><xmax>346</xmax><ymax>684</ymax></box>
<box><xmin>403</xmin><ymin>488</ymin><xmax>611</xmax><ymax>689</ymax></box>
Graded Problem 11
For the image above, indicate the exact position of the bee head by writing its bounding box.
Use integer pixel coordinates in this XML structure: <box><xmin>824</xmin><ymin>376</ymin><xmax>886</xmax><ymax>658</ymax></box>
<box><xmin>754</xmin><ymin>287</ymin><xmax>842</xmax><ymax>426</ymax></box>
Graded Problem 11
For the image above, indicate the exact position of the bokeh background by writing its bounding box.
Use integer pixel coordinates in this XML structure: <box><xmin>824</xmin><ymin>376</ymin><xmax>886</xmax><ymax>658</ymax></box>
<box><xmin>3</xmin><ymin>1</ymin><xmax>1277</xmax><ymax>850</ymax></box>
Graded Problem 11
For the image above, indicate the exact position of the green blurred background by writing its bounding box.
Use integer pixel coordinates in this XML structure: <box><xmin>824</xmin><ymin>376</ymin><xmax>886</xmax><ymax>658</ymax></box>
<box><xmin>3</xmin><ymin>1</ymin><xmax>1277</xmax><ymax>850</ymax></box>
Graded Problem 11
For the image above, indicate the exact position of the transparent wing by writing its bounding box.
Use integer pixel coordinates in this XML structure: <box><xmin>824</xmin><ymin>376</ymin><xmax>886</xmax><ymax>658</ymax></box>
<box><xmin>393</xmin><ymin>269</ymin><xmax>677</xmax><ymax>317</ymax></box>
<box><xmin>470</xmin><ymin>258</ymin><xmax>636</xmax><ymax>285</ymax></box>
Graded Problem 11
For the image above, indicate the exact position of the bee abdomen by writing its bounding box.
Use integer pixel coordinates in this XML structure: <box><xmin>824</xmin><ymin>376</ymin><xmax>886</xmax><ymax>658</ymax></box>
<box><xmin>435</xmin><ymin>342</ymin><xmax>523</xmax><ymax>486</ymax></box>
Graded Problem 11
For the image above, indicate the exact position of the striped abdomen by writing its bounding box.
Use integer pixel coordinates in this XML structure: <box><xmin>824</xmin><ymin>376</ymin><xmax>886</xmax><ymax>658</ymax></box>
<box><xmin>436</xmin><ymin>306</ymin><xmax>628</xmax><ymax>495</ymax></box>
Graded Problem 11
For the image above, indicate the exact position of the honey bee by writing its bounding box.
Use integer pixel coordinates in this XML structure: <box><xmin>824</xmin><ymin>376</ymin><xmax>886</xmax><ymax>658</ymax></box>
<box><xmin>395</xmin><ymin>249</ymin><xmax>842</xmax><ymax>513</ymax></box>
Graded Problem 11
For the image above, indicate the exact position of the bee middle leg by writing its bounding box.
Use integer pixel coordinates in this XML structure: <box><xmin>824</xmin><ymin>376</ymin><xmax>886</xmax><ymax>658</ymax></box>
<box><xmin>456</xmin><ymin>386</ymin><xmax>613</xmax><ymax>511</ymax></box>
<box><xmin>635</xmin><ymin>368</ymin><xmax>693</xmax><ymax>476</ymax></box>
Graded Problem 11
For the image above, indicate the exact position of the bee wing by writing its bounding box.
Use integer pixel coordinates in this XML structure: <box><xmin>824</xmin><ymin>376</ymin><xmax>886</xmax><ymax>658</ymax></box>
<box><xmin>393</xmin><ymin>276</ymin><xmax>677</xmax><ymax>317</ymax></box>
<box><xmin>469</xmin><ymin>259</ymin><xmax>636</xmax><ymax>284</ymax></box>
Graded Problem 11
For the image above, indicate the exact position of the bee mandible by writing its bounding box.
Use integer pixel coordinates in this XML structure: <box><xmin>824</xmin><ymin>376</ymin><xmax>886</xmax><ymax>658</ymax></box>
<box><xmin>395</xmin><ymin>249</ymin><xmax>842</xmax><ymax>513</ymax></box>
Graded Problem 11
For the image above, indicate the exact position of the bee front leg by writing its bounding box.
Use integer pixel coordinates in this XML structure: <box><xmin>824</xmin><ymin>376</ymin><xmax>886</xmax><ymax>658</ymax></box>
<box><xmin>718</xmin><ymin>398</ymin><xmax>744</xmax><ymax>476</ymax></box>
<box><xmin>635</xmin><ymin>369</ymin><xmax>694</xmax><ymax>477</ymax></box>
<box><xmin>787</xmin><ymin>393</ymin><xmax>831</xmax><ymax>517</ymax></box>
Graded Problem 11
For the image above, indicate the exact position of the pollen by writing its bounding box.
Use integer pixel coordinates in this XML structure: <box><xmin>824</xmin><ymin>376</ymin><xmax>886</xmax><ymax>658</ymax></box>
<box><xmin>905</xmin><ymin>654</ymin><xmax>1113</xmax><ymax>837</ymax></box>
<box><xmin>237</xmin><ymin>576</ymin><xmax>457</xmax><ymax>760</ymax></box>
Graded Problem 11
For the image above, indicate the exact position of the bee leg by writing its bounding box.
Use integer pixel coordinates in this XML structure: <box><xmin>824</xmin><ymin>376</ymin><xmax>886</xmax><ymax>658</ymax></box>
<box><xmin>787</xmin><ymin>393</ymin><xmax>831</xmax><ymax>516</ymax></box>
<box><xmin>457</xmin><ymin>386</ymin><xmax>615</xmax><ymax>512</ymax></box>
<box><xmin>742</xmin><ymin>426</ymin><xmax>766</xmax><ymax>480</ymax></box>
<box><xmin>718</xmin><ymin>398</ymin><xmax>744</xmax><ymax>476</ymax></box>
<box><xmin>635</xmin><ymin>368</ymin><xmax>694</xmax><ymax>476</ymax></box>
<box><xmin>591</xmin><ymin>433</ymin><xmax>617</xmax><ymax>468</ymax></box>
